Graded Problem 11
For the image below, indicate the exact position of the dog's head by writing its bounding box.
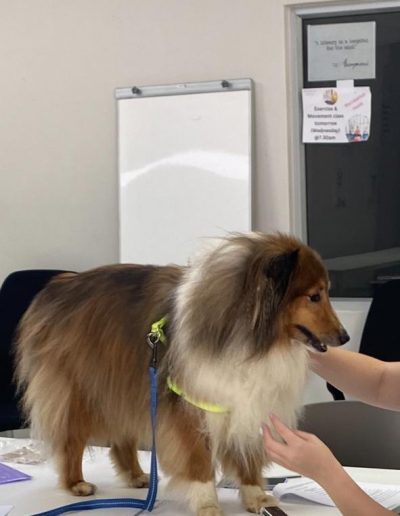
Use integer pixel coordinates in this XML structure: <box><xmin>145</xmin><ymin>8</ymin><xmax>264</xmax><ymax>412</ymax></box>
<box><xmin>241</xmin><ymin>233</ymin><xmax>349</xmax><ymax>353</ymax></box>
<box><xmin>174</xmin><ymin>232</ymin><xmax>348</xmax><ymax>358</ymax></box>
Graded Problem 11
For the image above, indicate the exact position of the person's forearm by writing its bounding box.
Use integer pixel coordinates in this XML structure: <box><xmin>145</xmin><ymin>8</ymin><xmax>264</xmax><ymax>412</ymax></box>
<box><xmin>317</xmin><ymin>463</ymin><xmax>392</xmax><ymax>516</ymax></box>
<box><xmin>310</xmin><ymin>347</ymin><xmax>384</xmax><ymax>405</ymax></box>
<box><xmin>311</xmin><ymin>347</ymin><xmax>400</xmax><ymax>410</ymax></box>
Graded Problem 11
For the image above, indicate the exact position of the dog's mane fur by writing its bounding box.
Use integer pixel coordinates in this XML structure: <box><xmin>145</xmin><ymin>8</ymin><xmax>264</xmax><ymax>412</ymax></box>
<box><xmin>167</xmin><ymin>232</ymin><xmax>323</xmax><ymax>462</ymax></box>
<box><xmin>14</xmin><ymin>232</ymin><xmax>332</xmax><ymax>513</ymax></box>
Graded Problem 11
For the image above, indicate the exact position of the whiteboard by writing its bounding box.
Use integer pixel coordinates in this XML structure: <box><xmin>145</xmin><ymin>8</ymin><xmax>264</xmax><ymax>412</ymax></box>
<box><xmin>116</xmin><ymin>79</ymin><xmax>253</xmax><ymax>266</ymax></box>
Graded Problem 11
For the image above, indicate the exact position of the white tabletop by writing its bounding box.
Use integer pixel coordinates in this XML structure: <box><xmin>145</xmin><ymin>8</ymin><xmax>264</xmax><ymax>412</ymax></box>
<box><xmin>1</xmin><ymin>438</ymin><xmax>399</xmax><ymax>516</ymax></box>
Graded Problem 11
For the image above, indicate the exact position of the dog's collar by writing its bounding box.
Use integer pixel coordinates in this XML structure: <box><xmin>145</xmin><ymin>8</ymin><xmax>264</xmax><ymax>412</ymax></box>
<box><xmin>167</xmin><ymin>376</ymin><xmax>229</xmax><ymax>414</ymax></box>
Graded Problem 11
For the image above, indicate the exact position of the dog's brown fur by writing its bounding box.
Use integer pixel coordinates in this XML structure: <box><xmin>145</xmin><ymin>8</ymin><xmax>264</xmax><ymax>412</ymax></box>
<box><xmin>15</xmin><ymin>233</ymin><xmax>347</xmax><ymax>514</ymax></box>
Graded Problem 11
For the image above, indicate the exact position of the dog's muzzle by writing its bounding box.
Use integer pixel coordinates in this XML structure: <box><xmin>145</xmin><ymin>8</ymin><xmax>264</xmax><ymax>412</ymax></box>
<box><xmin>295</xmin><ymin>324</ymin><xmax>327</xmax><ymax>352</ymax></box>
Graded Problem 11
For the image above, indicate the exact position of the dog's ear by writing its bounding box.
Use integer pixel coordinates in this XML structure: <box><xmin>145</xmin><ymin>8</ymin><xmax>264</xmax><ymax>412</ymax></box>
<box><xmin>264</xmin><ymin>249</ymin><xmax>299</xmax><ymax>303</ymax></box>
<box><xmin>249</xmin><ymin>249</ymin><xmax>299</xmax><ymax>350</ymax></box>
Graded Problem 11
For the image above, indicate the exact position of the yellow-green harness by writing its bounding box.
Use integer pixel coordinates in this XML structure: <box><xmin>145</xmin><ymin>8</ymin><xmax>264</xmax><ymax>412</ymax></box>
<box><xmin>150</xmin><ymin>316</ymin><xmax>229</xmax><ymax>414</ymax></box>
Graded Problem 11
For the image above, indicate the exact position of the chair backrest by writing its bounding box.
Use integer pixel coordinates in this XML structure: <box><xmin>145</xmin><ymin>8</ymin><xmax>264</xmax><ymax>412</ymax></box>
<box><xmin>0</xmin><ymin>269</ymin><xmax>69</xmax><ymax>430</ymax></box>
<box><xmin>327</xmin><ymin>279</ymin><xmax>400</xmax><ymax>400</ymax></box>
<box><xmin>359</xmin><ymin>279</ymin><xmax>400</xmax><ymax>360</ymax></box>
<box><xmin>299</xmin><ymin>400</ymin><xmax>400</xmax><ymax>469</ymax></box>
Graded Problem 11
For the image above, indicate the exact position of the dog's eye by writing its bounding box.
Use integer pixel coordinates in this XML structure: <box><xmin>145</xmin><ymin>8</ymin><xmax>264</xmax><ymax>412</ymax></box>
<box><xmin>309</xmin><ymin>293</ymin><xmax>321</xmax><ymax>303</ymax></box>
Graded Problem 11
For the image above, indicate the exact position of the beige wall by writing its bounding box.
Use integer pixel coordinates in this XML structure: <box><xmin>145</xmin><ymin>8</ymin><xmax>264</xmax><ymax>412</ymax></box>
<box><xmin>0</xmin><ymin>0</ymin><xmax>336</xmax><ymax>282</ymax></box>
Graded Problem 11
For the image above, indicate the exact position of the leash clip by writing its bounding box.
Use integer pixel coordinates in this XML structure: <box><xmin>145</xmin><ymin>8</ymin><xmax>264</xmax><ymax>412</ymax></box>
<box><xmin>146</xmin><ymin>316</ymin><xmax>167</xmax><ymax>369</ymax></box>
<box><xmin>147</xmin><ymin>332</ymin><xmax>159</xmax><ymax>368</ymax></box>
<box><xmin>146</xmin><ymin>332</ymin><xmax>160</xmax><ymax>348</ymax></box>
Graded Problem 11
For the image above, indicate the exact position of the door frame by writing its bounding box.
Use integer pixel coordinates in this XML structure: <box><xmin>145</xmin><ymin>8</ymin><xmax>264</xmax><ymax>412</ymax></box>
<box><xmin>286</xmin><ymin>1</ymin><xmax>400</xmax><ymax>242</ymax></box>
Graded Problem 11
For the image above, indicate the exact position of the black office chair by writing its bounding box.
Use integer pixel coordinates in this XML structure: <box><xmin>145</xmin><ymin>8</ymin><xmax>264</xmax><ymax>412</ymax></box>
<box><xmin>327</xmin><ymin>279</ymin><xmax>400</xmax><ymax>400</ymax></box>
<box><xmin>299</xmin><ymin>400</ymin><xmax>400</xmax><ymax>469</ymax></box>
<box><xmin>0</xmin><ymin>269</ymin><xmax>70</xmax><ymax>431</ymax></box>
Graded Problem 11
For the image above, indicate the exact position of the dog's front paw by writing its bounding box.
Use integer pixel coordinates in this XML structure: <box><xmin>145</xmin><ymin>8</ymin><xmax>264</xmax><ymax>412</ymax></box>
<box><xmin>240</xmin><ymin>485</ymin><xmax>277</xmax><ymax>513</ymax></box>
<box><xmin>71</xmin><ymin>481</ymin><xmax>96</xmax><ymax>496</ymax></box>
<box><xmin>128</xmin><ymin>473</ymin><xmax>150</xmax><ymax>488</ymax></box>
<box><xmin>197</xmin><ymin>506</ymin><xmax>224</xmax><ymax>516</ymax></box>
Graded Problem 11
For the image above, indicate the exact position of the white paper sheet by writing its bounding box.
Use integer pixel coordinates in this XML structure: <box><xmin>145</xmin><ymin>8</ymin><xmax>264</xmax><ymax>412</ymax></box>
<box><xmin>307</xmin><ymin>22</ymin><xmax>376</xmax><ymax>81</ymax></box>
<box><xmin>0</xmin><ymin>507</ymin><xmax>13</xmax><ymax>516</ymax></box>
<box><xmin>302</xmin><ymin>87</ymin><xmax>371</xmax><ymax>143</ymax></box>
<box><xmin>273</xmin><ymin>477</ymin><xmax>400</xmax><ymax>509</ymax></box>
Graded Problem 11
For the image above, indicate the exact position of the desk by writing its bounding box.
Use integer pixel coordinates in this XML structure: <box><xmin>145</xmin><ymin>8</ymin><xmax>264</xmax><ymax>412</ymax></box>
<box><xmin>1</xmin><ymin>438</ymin><xmax>399</xmax><ymax>516</ymax></box>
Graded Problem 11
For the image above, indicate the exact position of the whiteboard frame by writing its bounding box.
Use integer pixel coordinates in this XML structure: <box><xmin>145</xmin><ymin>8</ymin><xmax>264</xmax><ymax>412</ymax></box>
<box><xmin>115</xmin><ymin>78</ymin><xmax>253</xmax><ymax>100</ymax></box>
<box><xmin>115</xmin><ymin>78</ymin><xmax>254</xmax><ymax>264</ymax></box>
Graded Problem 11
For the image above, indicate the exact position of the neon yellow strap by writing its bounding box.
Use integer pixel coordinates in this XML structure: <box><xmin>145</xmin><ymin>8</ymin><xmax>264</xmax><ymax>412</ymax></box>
<box><xmin>167</xmin><ymin>376</ymin><xmax>229</xmax><ymax>414</ymax></box>
<box><xmin>150</xmin><ymin>317</ymin><xmax>228</xmax><ymax>413</ymax></box>
<box><xmin>150</xmin><ymin>316</ymin><xmax>168</xmax><ymax>344</ymax></box>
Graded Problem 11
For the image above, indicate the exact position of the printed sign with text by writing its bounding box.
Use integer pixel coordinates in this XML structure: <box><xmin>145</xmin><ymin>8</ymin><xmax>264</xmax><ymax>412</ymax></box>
<box><xmin>302</xmin><ymin>87</ymin><xmax>371</xmax><ymax>144</ymax></box>
<box><xmin>308</xmin><ymin>22</ymin><xmax>376</xmax><ymax>81</ymax></box>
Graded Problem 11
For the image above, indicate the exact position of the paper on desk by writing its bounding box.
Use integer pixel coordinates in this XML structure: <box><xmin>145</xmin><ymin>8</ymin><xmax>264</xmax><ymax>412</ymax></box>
<box><xmin>273</xmin><ymin>477</ymin><xmax>400</xmax><ymax>509</ymax></box>
<box><xmin>0</xmin><ymin>463</ymin><xmax>31</xmax><ymax>484</ymax></box>
<box><xmin>0</xmin><ymin>506</ymin><xmax>13</xmax><ymax>516</ymax></box>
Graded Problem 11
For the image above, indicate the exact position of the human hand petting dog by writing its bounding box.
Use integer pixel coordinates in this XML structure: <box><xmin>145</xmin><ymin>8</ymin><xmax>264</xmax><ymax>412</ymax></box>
<box><xmin>262</xmin><ymin>413</ymin><xmax>342</xmax><ymax>485</ymax></box>
<box><xmin>262</xmin><ymin>413</ymin><xmax>393</xmax><ymax>516</ymax></box>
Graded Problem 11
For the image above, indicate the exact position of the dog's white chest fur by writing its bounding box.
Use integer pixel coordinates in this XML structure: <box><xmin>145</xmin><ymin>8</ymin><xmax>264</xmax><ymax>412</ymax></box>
<box><xmin>180</xmin><ymin>341</ymin><xmax>310</xmax><ymax>458</ymax></box>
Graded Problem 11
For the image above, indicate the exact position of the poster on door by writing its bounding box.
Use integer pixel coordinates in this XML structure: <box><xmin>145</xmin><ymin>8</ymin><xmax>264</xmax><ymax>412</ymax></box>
<box><xmin>302</xmin><ymin>87</ymin><xmax>371</xmax><ymax>143</ymax></box>
<box><xmin>307</xmin><ymin>22</ymin><xmax>376</xmax><ymax>81</ymax></box>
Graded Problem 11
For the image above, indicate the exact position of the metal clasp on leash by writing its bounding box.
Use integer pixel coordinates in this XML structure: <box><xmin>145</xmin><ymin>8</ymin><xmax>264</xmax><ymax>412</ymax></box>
<box><xmin>147</xmin><ymin>332</ymin><xmax>159</xmax><ymax>368</ymax></box>
<box><xmin>146</xmin><ymin>316</ymin><xmax>168</xmax><ymax>369</ymax></box>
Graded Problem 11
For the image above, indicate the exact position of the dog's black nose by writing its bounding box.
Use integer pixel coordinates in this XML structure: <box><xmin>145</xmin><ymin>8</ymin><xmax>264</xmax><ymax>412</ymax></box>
<box><xmin>338</xmin><ymin>328</ymin><xmax>350</xmax><ymax>345</ymax></box>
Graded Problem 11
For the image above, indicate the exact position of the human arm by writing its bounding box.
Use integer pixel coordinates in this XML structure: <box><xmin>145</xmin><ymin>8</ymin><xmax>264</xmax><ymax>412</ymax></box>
<box><xmin>310</xmin><ymin>346</ymin><xmax>400</xmax><ymax>410</ymax></box>
<box><xmin>263</xmin><ymin>414</ymin><xmax>392</xmax><ymax>516</ymax></box>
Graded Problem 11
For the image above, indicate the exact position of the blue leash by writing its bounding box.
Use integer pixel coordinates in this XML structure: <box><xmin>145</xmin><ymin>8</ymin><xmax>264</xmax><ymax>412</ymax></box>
<box><xmin>32</xmin><ymin>365</ymin><xmax>159</xmax><ymax>515</ymax></box>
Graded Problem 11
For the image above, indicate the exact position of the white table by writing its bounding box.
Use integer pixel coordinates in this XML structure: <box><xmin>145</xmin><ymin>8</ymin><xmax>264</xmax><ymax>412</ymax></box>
<box><xmin>1</xmin><ymin>438</ymin><xmax>399</xmax><ymax>516</ymax></box>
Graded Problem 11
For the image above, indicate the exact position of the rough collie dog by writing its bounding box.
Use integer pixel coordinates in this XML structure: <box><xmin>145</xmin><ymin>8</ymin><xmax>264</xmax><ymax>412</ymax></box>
<box><xmin>15</xmin><ymin>232</ymin><xmax>348</xmax><ymax>515</ymax></box>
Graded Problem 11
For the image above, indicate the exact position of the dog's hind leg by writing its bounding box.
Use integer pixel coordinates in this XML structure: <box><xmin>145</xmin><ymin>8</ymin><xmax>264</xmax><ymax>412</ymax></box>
<box><xmin>55</xmin><ymin>433</ymin><xmax>96</xmax><ymax>496</ymax></box>
<box><xmin>110</xmin><ymin>440</ymin><xmax>150</xmax><ymax>488</ymax></box>
<box><xmin>221</xmin><ymin>450</ymin><xmax>277</xmax><ymax>513</ymax></box>
<box><xmin>52</xmin><ymin>395</ymin><xmax>96</xmax><ymax>496</ymax></box>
